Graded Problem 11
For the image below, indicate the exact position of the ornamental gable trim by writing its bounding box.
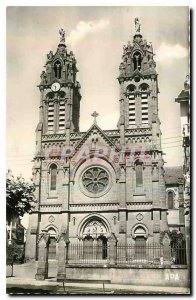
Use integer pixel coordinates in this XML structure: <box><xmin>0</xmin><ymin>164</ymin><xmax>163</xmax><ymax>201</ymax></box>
<box><xmin>75</xmin><ymin>123</ymin><xmax>118</xmax><ymax>151</ymax></box>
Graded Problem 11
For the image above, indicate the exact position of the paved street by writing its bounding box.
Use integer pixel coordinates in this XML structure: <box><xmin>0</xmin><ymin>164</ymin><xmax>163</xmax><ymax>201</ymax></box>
<box><xmin>6</xmin><ymin>262</ymin><xmax>190</xmax><ymax>295</ymax></box>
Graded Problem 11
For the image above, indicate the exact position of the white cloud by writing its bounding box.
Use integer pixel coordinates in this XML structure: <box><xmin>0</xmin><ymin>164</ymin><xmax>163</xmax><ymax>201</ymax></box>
<box><xmin>156</xmin><ymin>43</ymin><xmax>188</xmax><ymax>64</ymax></box>
<box><xmin>67</xmin><ymin>19</ymin><xmax>110</xmax><ymax>45</ymax></box>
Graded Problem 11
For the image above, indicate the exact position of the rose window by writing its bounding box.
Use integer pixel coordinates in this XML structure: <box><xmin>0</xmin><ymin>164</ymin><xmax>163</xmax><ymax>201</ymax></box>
<box><xmin>82</xmin><ymin>167</ymin><xmax>109</xmax><ymax>194</ymax></box>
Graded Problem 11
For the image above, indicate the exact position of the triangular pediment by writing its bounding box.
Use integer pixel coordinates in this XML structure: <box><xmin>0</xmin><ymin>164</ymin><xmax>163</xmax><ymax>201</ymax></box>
<box><xmin>131</xmin><ymin>68</ymin><xmax>143</xmax><ymax>79</ymax></box>
<box><xmin>74</xmin><ymin>123</ymin><xmax>118</xmax><ymax>151</ymax></box>
<box><xmin>130</xmin><ymin>43</ymin><xmax>144</xmax><ymax>57</ymax></box>
<box><xmin>53</xmin><ymin>50</ymin><xmax>64</xmax><ymax>62</ymax></box>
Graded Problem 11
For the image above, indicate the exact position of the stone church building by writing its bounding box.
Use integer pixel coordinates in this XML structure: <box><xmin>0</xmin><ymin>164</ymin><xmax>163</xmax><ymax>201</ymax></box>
<box><xmin>25</xmin><ymin>20</ymin><xmax>169</xmax><ymax>267</ymax></box>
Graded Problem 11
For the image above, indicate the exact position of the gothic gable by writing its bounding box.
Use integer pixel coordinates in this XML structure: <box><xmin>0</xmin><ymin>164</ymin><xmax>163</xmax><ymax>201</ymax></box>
<box><xmin>130</xmin><ymin>43</ymin><xmax>144</xmax><ymax>57</ymax></box>
<box><xmin>53</xmin><ymin>50</ymin><xmax>64</xmax><ymax>63</ymax></box>
<box><xmin>75</xmin><ymin>123</ymin><xmax>118</xmax><ymax>151</ymax></box>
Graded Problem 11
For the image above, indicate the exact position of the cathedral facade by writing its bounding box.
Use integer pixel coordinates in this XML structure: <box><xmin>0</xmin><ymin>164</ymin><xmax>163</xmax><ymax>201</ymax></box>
<box><xmin>25</xmin><ymin>20</ymin><xmax>168</xmax><ymax>262</ymax></box>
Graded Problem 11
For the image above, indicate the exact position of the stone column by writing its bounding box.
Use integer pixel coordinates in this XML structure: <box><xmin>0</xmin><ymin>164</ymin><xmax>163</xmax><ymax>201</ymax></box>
<box><xmin>54</xmin><ymin>99</ymin><xmax>58</xmax><ymax>133</ymax></box>
<box><xmin>108</xmin><ymin>233</ymin><xmax>117</xmax><ymax>265</ymax></box>
<box><xmin>61</xmin><ymin>166</ymin><xmax>69</xmax><ymax>213</ymax></box>
<box><xmin>35</xmin><ymin>232</ymin><xmax>49</xmax><ymax>280</ymax></box>
<box><xmin>43</xmin><ymin>100</ymin><xmax>48</xmax><ymax>133</ymax></box>
<box><xmin>25</xmin><ymin>218</ymin><xmax>38</xmax><ymax>261</ymax></box>
<box><xmin>118</xmin><ymin>164</ymin><xmax>127</xmax><ymax>249</ymax></box>
<box><xmin>57</xmin><ymin>232</ymin><xmax>69</xmax><ymax>282</ymax></box>
<box><xmin>162</xmin><ymin>232</ymin><xmax>171</xmax><ymax>266</ymax></box>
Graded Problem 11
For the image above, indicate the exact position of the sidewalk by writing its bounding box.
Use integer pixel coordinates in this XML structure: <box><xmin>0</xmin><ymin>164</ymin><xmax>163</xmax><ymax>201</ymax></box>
<box><xmin>6</xmin><ymin>277</ymin><xmax>190</xmax><ymax>294</ymax></box>
<box><xmin>6</xmin><ymin>262</ymin><xmax>190</xmax><ymax>295</ymax></box>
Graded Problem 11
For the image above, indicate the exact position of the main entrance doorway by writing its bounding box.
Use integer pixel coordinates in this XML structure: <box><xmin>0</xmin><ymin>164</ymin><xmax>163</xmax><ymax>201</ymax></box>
<box><xmin>80</xmin><ymin>218</ymin><xmax>109</xmax><ymax>260</ymax></box>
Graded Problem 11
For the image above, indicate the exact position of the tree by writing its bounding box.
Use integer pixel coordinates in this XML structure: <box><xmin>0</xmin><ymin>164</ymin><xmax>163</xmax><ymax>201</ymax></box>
<box><xmin>169</xmin><ymin>230</ymin><xmax>187</xmax><ymax>265</ymax></box>
<box><xmin>6</xmin><ymin>170</ymin><xmax>36</xmax><ymax>223</ymax></box>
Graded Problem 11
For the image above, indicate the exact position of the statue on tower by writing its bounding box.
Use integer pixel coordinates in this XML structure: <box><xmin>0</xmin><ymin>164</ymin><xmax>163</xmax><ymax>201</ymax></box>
<box><xmin>59</xmin><ymin>28</ymin><xmax>65</xmax><ymax>43</ymax></box>
<box><xmin>184</xmin><ymin>75</ymin><xmax>190</xmax><ymax>91</ymax></box>
<box><xmin>135</xmin><ymin>18</ymin><xmax>141</xmax><ymax>34</ymax></box>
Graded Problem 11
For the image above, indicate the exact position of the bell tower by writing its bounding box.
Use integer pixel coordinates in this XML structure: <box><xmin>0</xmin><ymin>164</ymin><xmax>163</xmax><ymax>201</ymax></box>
<box><xmin>118</xmin><ymin>18</ymin><xmax>159</xmax><ymax>131</ymax></box>
<box><xmin>26</xmin><ymin>30</ymin><xmax>82</xmax><ymax>260</ymax></box>
<box><xmin>116</xmin><ymin>18</ymin><xmax>167</xmax><ymax>245</ymax></box>
<box><xmin>38</xmin><ymin>28</ymin><xmax>81</xmax><ymax>137</ymax></box>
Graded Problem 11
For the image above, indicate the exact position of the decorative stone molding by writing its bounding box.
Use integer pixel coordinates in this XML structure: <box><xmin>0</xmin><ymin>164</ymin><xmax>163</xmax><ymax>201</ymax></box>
<box><xmin>70</xmin><ymin>132</ymin><xmax>85</xmax><ymax>139</ymax></box>
<box><xmin>79</xmin><ymin>166</ymin><xmax>112</xmax><ymax>198</ymax></box>
<box><xmin>42</xmin><ymin>134</ymin><xmax>66</xmax><ymax>141</ymax></box>
<box><xmin>40</xmin><ymin>204</ymin><xmax>62</xmax><ymax>212</ymax></box>
<box><xmin>126</xmin><ymin>201</ymin><xmax>152</xmax><ymax>210</ymax></box>
<box><xmin>131</xmin><ymin>223</ymin><xmax>149</xmax><ymax>239</ymax></box>
<box><xmin>56</xmin><ymin>232</ymin><xmax>69</xmax><ymax>244</ymax></box>
<box><xmin>136</xmin><ymin>213</ymin><xmax>144</xmax><ymax>221</ymax></box>
<box><xmin>77</xmin><ymin>214</ymin><xmax>111</xmax><ymax>239</ymax></box>
<box><xmin>48</xmin><ymin>215</ymin><xmax>55</xmax><ymax>223</ymax></box>
<box><xmin>75</xmin><ymin>123</ymin><xmax>117</xmax><ymax>151</ymax></box>
<box><xmin>37</xmin><ymin>231</ymin><xmax>49</xmax><ymax>245</ymax></box>
<box><xmin>125</xmin><ymin>127</ymin><xmax>152</xmax><ymax>135</ymax></box>
<box><xmin>69</xmin><ymin>203</ymin><xmax>119</xmax><ymax>211</ymax></box>
<box><xmin>82</xmin><ymin>220</ymin><xmax>107</xmax><ymax>239</ymax></box>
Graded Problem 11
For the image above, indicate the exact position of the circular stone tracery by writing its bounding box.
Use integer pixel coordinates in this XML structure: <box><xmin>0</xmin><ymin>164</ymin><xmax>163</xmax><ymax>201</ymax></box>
<box><xmin>82</xmin><ymin>167</ymin><xmax>109</xmax><ymax>195</ymax></box>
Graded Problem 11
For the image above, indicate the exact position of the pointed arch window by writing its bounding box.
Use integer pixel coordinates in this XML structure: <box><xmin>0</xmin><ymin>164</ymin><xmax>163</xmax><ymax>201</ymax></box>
<box><xmin>139</xmin><ymin>83</ymin><xmax>149</xmax><ymax>124</ymax></box>
<box><xmin>135</xmin><ymin>160</ymin><xmax>143</xmax><ymax>187</ymax></box>
<box><xmin>133</xmin><ymin>51</ymin><xmax>142</xmax><ymax>70</ymax></box>
<box><xmin>127</xmin><ymin>84</ymin><xmax>136</xmax><ymax>125</ymax></box>
<box><xmin>54</xmin><ymin>60</ymin><xmax>62</xmax><ymax>79</ymax></box>
<box><xmin>47</xmin><ymin>227</ymin><xmax>57</xmax><ymax>260</ymax></box>
<box><xmin>168</xmin><ymin>191</ymin><xmax>174</xmax><ymax>209</ymax></box>
<box><xmin>50</xmin><ymin>164</ymin><xmax>57</xmax><ymax>190</ymax></box>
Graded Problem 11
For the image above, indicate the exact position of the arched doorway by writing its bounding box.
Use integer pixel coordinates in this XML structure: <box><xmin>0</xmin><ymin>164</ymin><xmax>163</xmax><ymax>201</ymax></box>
<box><xmin>47</xmin><ymin>228</ymin><xmax>57</xmax><ymax>260</ymax></box>
<box><xmin>133</xmin><ymin>226</ymin><xmax>147</xmax><ymax>260</ymax></box>
<box><xmin>83</xmin><ymin>236</ymin><xmax>94</xmax><ymax>259</ymax></box>
<box><xmin>80</xmin><ymin>218</ymin><xmax>109</xmax><ymax>260</ymax></box>
<box><xmin>97</xmin><ymin>236</ymin><xmax>107</xmax><ymax>259</ymax></box>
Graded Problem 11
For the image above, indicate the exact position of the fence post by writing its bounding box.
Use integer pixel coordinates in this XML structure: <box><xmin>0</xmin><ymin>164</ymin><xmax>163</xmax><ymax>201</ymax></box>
<box><xmin>108</xmin><ymin>233</ymin><xmax>117</xmax><ymax>265</ymax></box>
<box><xmin>162</xmin><ymin>232</ymin><xmax>171</xmax><ymax>266</ymax></box>
<box><xmin>35</xmin><ymin>232</ymin><xmax>49</xmax><ymax>280</ymax></box>
<box><xmin>57</xmin><ymin>232</ymin><xmax>69</xmax><ymax>282</ymax></box>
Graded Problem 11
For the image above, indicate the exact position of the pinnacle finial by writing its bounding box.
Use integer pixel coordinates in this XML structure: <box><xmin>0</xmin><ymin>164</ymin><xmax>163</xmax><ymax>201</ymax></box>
<box><xmin>59</xmin><ymin>28</ymin><xmax>65</xmax><ymax>43</ymax></box>
<box><xmin>134</xmin><ymin>18</ymin><xmax>141</xmax><ymax>34</ymax></box>
<box><xmin>91</xmin><ymin>111</ymin><xmax>99</xmax><ymax>124</ymax></box>
<box><xmin>184</xmin><ymin>75</ymin><xmax>190</xmax><ymax>91</ymax></box>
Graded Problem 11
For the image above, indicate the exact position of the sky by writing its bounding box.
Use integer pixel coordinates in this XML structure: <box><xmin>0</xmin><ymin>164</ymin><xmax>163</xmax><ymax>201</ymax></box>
<box><xmin>7</xmin><ymin>6</ymin><xmax>189</xmax><ymax>182</ymax></box>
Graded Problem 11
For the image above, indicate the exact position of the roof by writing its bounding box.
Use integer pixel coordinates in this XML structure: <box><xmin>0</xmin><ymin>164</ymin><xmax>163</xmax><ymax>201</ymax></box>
<box><xmin>164</xmin><ymin>166</ymin><xmax>184</xmax><ymax>185</ymax></box>
<box><xmin>175</xmin><ymin>90</ymin><xmax>189</xmax><ymax>103</ymax></box>
<box><xmin>75</xmin><ymin>122</ymin><xmax>118</xmax><ymax>151</ymax></box>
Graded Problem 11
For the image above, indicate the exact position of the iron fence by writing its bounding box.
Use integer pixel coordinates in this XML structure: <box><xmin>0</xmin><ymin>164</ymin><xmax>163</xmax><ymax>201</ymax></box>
<box><xmin>67</xmin><ymin>243</ymin><xmax>188</xmax><ymax>266</ymax></box>
<box><xmin>171</xmin><ymin>244</ymin><xmax>187</xmax><ymax>265</ymax></box>
<box><xmin>68</xmin><ymin>244</ymin><xmax>109</xmax><ymax>264</ymax></box>
<box><xmin>116</xmin><ymin>243</ymin><xmax>163</xmax><ymax>265</ymax></box>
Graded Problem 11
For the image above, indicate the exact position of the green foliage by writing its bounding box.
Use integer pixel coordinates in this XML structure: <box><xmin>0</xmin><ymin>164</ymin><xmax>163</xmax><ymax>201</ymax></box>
<box><xmin>6</xmin><ymin>174</ymin><xmax>36</xmax><ymax>223</ymax></box>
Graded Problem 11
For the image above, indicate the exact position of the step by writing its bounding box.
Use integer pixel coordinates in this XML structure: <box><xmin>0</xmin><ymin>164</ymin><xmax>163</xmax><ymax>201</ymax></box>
<box><xmin>62</xmin><ymin>279</ymin><xmax>111</xmax><ymax>284</ymax></box>
<box><xmin>57</xmin><ymin>288</ymin><xmax>114</xmax><ymax>294</ymax></box>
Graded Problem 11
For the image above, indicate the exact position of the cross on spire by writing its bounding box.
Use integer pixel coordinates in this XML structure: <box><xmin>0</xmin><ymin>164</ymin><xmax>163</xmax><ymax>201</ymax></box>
<box><xmin>91</xmin><ymin>111</ymin><xmax>99</xmax><ymax>124</ymax></box>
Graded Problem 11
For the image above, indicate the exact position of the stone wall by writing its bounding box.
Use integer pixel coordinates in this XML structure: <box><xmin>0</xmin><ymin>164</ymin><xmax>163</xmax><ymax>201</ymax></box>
<box><xmin>66</xmin><ymin>266</ymin><xmax>189</xmax><ymax>287</ymax></box>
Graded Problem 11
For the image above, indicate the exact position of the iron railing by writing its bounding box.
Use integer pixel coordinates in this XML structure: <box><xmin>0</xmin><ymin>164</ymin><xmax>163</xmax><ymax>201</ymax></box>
<box><xmin>68</xmin><ymin>244</ymin><xmax>109</xmax><ymax>264</ymax></box>
<box><xmin>67</xmin><ymin>243</ymin><xmax>187</xmax><ymax>266</ymax></box>
<box><xmin>116</xmin><ymin>243</ymin><xmax>163</xmax><ymax>265</ymax></box>
<box><xmin>171</xmin><ymin>244</ymin><xmax>187</xmax><ymax>265</ymax></box>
